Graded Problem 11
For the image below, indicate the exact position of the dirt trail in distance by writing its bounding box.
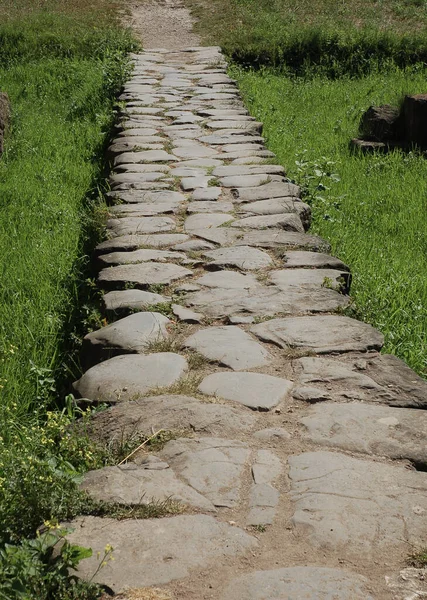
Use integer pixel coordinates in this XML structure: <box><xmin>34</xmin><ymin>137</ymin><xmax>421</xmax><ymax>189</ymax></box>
<box><xmin>125</xmin><ymin>0</ymin><xmax>201</xmax><ymax>49</ymax></box>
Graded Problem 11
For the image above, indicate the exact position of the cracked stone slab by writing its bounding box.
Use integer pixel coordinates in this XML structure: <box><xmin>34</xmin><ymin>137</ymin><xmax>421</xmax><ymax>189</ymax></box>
<box><xmin>73</xmin><ymin>353</ymin><xmax>188</xmax><ymax>403</ymax></box>
<box><xmin>270</xmin><ymin>268</ymin><xmax>350</xmax><ymax>293</ymax></box>
<box><xmin>230</xmin><ymin>213</ymin><xmax>304</xmax><ymax>233</ymax></box>
<box><xmin>83</xmin><ymin>312</ymin><xmax>170</xmax><ymax>360</ymax></box>
<box><xmin>85</xmin><ymin>394</ymin><xmax>257</xmax><ymax>447</ymax></box>
<box><xmin>81</xmin><ymin>463</ymin><xmax>215</xmax><ymax>511</ymax></box>
<box><xmin>159</xmin><ymin>437</ymin><xmax>250</xmax><ymax>508</ymax></box>
<box><xmin>237</xmin><ymin>198</ymin><xmax>311</xmax><ymax>228</ymax></box>
<box><xmin>98</xmin><ymin>262</ymin><xmax>192</xmax><ymax>288</ymax></box>
<box><xmin>220</xmin><ymin>567</ymin><xmax>374</xmax><ymax>600</ymax></box>
<box><xmin>289</xmin><ymin>451</ymin><xmax>427</xmax><ymax>557</ymax></box>
<box><xmin>66</xmin><ymin>515</ymin><xmax>257</xmax><ymax>591</ymax></box>
<box><xmin>184</xmin><ymin>213</ymin><xmax>233</xmax><ymax>232</ymax></box>
<box><xmin>195</xmin><ymin>270</ymin><xmax>259</xmax><ymax>289</ymax></box>
<box><xmin>247</xmin><ymin>484</ymin><xmax>279</xmax><ymax>526</ymax></box>
<box><xmin>183</xmin><ymin>326</ymin><xmax>271</xmax><ymax>370</ymax></box>
<box><xmin>96</xmin><ymin>234</ymin><xmax>189</xmax><ymax>253</ymax></box>
<box><xmin>107</xmin><ymin>190</ymin><xmax>186</xmax><ymax>204</ymax></box>
<box><xmin>192</xmin><ymin>228</ymin><xmax>329</xmax><ymax>251</ymax></box>
<box><xmin>102</xmin><ymin>289</ymin><xmax>170</xmax><ymax>313</ymax></box>
<box><xmin>251</xmin><ymin>315</ymin><xmax>384</xmax><ymax>354</ymax></box>
<box><xmin>293</xmin><ymin>354</ymin><xmax>427</xmax><ymax>408</ymax></box>
<box><xmin>98</xmin><ymin>248</ymin><xmax>186</xmax><ymax>267</ymax></box>
<box><xmin>202</xmin><ymin>246</ymin><xmax>273</xmax><ymax>270</ymax></box>
<box><xmin>107</xmin><ymin>216</ymin><xmax>176</xmax><ymax>237</ymax></box>
<box><xmin>108</xmin><ymin>202</ymin><xmax>180</xmax><ymax>217</ymax></box>
<box><xmin>281</xmin><ymin>250</ymin><xmax>349</xmax><ymax>270</ymax></box>
<box><xmin>198</xmin><ymin>372</ymin><xmax>293</xmax><ymax>411</ymax></box>
<box><xmin>301</xmin><ymin>402</ymin><xmax>427</xmax><ymax>463</ymax></box>
<box><xmin>187</xmin><ymin>201</ymin><xmax>234</xmax><ymax>214</ymax></box>
<box><xmin>232</xmin><ymin>181</ymin><xmax>300</xmax><ymax>202</ymax></box>
<box><xmin>252</xmin><ymin>450</ymin><xmax>283</xmax><ymax>484</ymax></box>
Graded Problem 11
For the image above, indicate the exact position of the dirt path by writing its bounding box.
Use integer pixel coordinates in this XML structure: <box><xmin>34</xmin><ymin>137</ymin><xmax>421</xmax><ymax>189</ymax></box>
<box><xmin>126</xmin><ymin>0</ymin><xmax>201</xmax><ymax>49</ymax></box>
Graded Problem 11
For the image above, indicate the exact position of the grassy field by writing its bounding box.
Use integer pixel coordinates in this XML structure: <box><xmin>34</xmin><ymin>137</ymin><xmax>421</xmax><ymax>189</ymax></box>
<box><xmin>0</xmin><ymin>1</ymin><xmax>137</xmax><ymax>596</ymax></box>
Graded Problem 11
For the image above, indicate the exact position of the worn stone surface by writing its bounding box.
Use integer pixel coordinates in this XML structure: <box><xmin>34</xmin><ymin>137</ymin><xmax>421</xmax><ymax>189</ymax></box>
<box><xmin>160</xmin><ymin>437</ymin><xmax>250</xmax><ymax>507</ymax></box>
<box><xmin>102</xmin><ymin>289</ymin><xmax>170</xmax><ymax>312</ymax></box>
<box><xmin>270</xmin><ymin>267</ymin><xmax>350</xmax><ymax>293</ymax></box>
<box><xmin>301</xmin><ymin>402</ymin><xmax>427</xmax><ymax>462</ymax></box>
<box><xmin>98</xmin><ymin>248</ymin><xmax>185</xmax><ymax>267</ymax></box>
<box><xmin>385</xmin><ymin>567</ymin><xmax>427</xmax><ymax>599</ymax></box>
<box><xmin>281</xmin><ymin>250</ymin><xmax>349</xmax><ymax>270</ymax></box>
<box><xmin>199</xmin><ymin>372</ymin><xmax>293</xmax><ymax>410</ymax></box>
<box><xmin>220</xmin><ymin>567</ymin><xmax>374</xmax><ymax>600</ymax></box>
<box><xmin>98</xmin><ymin>262</ymin><xmax>192</xmax><ymax>288</ymax></box>
<box><xmin>81</xmin><ymin>463</ymin><xmax>215</xmax><ymax>511</ymax></box>
<box><xmin>73</xmin><ymin>353</ymin><xmax>188</xmax><ymax>403</ymax></box>
<box><xmin>251</xmin><ymin>315</ymin><xmax>384</xmax><ymax>354</ymax></box>
<box><xmin>83</xmin><ymin>312</ymin><xmax>170</xmax><ymax>360</ymax></box>
<box><xmin>183</xmin><ymin>326</ymin><xmax>271</xmax><ymax>370</ymax></box>
<box><xmin>172</xmin><ymin>304</ymin><xmax>203</xmax><ymax>323</ymax></box>
<box><xmin>232</xmin><ymin>181</ymin><xmax>300</xmax><ymax>202</ymax></box>
<box><xmin>97</xmin><ymin>234</ymin><xmax>188</xmax><ymax>253</ymax></box>
<box><xmin>184</xmin><ymin>213</ymin><xmax>233</xmax><ymax>232</ymax></box>
<box><xmin>107</xmin><ymin>216</ymin><xmax>176</xmax><ymax>237</ymax></box>
<box><xmin>66</xmin><ymin>515</ymin><xmax>257</xmax><ymax>590</ymax></box>
<box><xmin>289</xmin><ymin>451</ymin><xmax>427</xmax><ymax>556</ymax></box>
<box><xmin>231</xmin><ymin>213</ymin><xmax>304</xmax><ymax>233</ymax></box>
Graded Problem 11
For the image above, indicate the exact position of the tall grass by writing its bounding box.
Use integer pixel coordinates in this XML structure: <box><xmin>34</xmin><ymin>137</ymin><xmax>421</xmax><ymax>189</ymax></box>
<box><xmin>233</xmin><ymin>65</ymin><xmax>427</xmax><ymax>376</ymax></box>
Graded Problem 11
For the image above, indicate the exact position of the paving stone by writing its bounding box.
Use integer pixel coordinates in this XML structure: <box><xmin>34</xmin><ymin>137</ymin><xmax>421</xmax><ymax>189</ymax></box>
<box><xmin>160</xmin><ymin>437</ymin><xmax>250</xmax><ymax>507</ymax></box>
<box><xmin>73</xmin><ymin>353</ymin><xmax>188</xmax><ymax>403</ymax></box>
<box><xmin>108</xmin><ymin>202</ymin><xmax>180</xmax><ymax>217</ymax></box>
<box><xmin>98</xmin><ymin>262</ymin><xmax>192</xmax><ymax>288</ymax></box>
<box><xmin>220</xmin><ymin>567</ymin><xmax>374</xmax><ymax>600</ymax></box>
<box><xmin>301</xmin><ymin>402</ymin><xmax>427</xmax><ymax>463</ymax></box>
<box><xmin>251</xmin><ymin>315</ymin><xmax>384</xmax><ymax>354</ymax></box>
<box><xmin>83</xmin><ymin>312</ymin><xmax>170</xmax><ymax>360</ymax></box>
<box><xmin>220</xmin><ymin>174</ymin><xmax>285</xmax><ymax>188</ymax></box>
<box><xmin>66</xmin><ymin>515</ymin><xmax>257</xmax><ymax>590</ymax></box>
<box><xmin>181</xmin><ymin>176</ymin><xmax>213</xmax><ymax>190</ymax></box>
<box><xmin>97</xmin><ymin>234</ymin><xmax>189</xmax><ymax>253</ymax></box>
<box><xmin>172</xmin><ymin>304</ymin><xmax>203</xmax><ymax>323</ymax></box>
<box><xmin>109</xmin><ymin>142</ymin><xmax>164</xmax><ymax>156</ymax></box>
<box><xmin>187</xmin><ymin>201</ymin><xmax>234</xmax><ymax>213</ymax></box>
<box><xmin>171</xmin><ymin>239</ymin><xmax>215</xmax><ymax>252</ymax></box>
<box><xmin>114</xmin><ymin>162</ymin><xmax>170</xmax><ymax>173</ymax></box>
<box><xmin>230</xmin><ymin>214</ymin><xmax>304</xmax><ymax>233</ymax></box>
<box><xmin>206</xmin><ymin>120</ymin><xmax>262</xmax><ymax>133</ymax></box>
<box><xmin>192</xmin><ymin>187</ymin><xmax>222</xmax><ymax>200</ymax></box>
<box><xmin>228</xmin><ymin>315</ymin><xmax>255</xmax><ymax>324</ymax></box>
<box><xmin>184</xmin><ymin>213</ymin><xmax>233</xmax><ymax>232</ymax></box>
<box><xmin>102</xmin><ymin>289</ymin><xmax>170</xmax><ymax>313</ymax></box>
<box><xmin>212</xmin><ymin>165</ymin><xmax>285</xmax><ymax>177</ymax></box>
<box><xmin>281</xmin><ymin>250</ymin><xmax>349</xmax><ymax>270</ymax></box>
<box><xmin>98</xmin><ymin>248</ymin><xmax>186</xmax><ymax>267</ymax></box>
<box><xmin>270</xmin><ymin>267</ymin><xmax>350</xmax><ymax>293</ymax></box>
<box><xmin>107</xmin><ymin>216</ymin><xmax>176</xmax><ymax>237</ymax></box>
<box><xmin>85</xmin><ymin>394</ymin><xmax>257</xmax><ymax>448</ymax></box>
<box><xmin>81</xmin><ymin>463</ymin><xmax>215</xmax><ymax>511</ymax></box>
<box><xmin>232</xmin><ymin>181</ymin><xmax>301</xmax><ymax>202</ymax></box>
<box><xmin>171</xmin><ymin>144</ymin><xmax>219</xmax><ymax>159</ymax></box>
<box><xmin>200</xmin><ymin>134</ymin><xmax>264</xmax><ymax>145</ymax></box>
<box><xmin>202</xmin><ymin>246</ymin><xmax>273</xmax><ymax>270</ymax></box>
<box><xmin>252</xmin><ymin>449</ymin><xmax>282</xmax><ymax>484</ymax></box>
<box><xmin>198</xmin><ymin>372</ymin><xmax>293</xmax><ymax>411</ymax></box>
<box><xmin>195</xmin><ymin>270</ymin><xmax>259</xmax><ymax>289</ymax></box>
<box><xmin>288</xmin><ymin>451</ymin><xmax>427</xmax><ymax>557</ymax></box>
<box><xmin>114</xmin><ymin>150</ymin><xmax>177</xmax><ymax>165</ymax></box>
<box><xmin>116</xmin><ymin>128</ymin><xmax>160</xmax><ymax>137</ymax></box>
<box><xmin>293</xmin><ymin>386</ymin><xmax>331</xmax><ymax>403</ymax></box>
<box><xmin>254</xmin><ymin>427</ymin><xmax>291</xmax><ymax>441</ymax></box>
<box><xmin>192</xmin><ymin>228</ymin><xmax>329</xmax><ymax>251</ymax></box>
<box><xmin>237</xmin><ymin>199</ymin><xmax>311</xmax><ymax>229</ymax></box>
<box><xmin>176</xmin><ymin>159</ymin><xmax>223</xmax><ymax>169</ymax></box>
<box><xmin>183</xmin><ymin>326</ymin><xmax>271</xmax><ymax>370</ymax></box>
<box><xmin>247</xmin><ymin>484</ymin><xmax>280</xmax><ymax>526</ymax></box>
<box><xmin>107</xmin><ymin>189</ymin><xmax>186</xmax><ymax>204</ymax></box>
<box><xmin>293</xmin><ymin>354</ymin><xmax>427</xmax><ymax>408</ymax></box>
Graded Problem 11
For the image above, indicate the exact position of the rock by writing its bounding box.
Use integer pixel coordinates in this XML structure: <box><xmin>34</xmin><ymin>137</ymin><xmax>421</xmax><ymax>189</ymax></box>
<box><xmin>301</xmin><ymin>402</ymin><xmax>427</xmax><ymax>463</ymax></box>
<box><xmin>385</xmin><ymin>567</ymin><xmax>427</xmax><ymax>599</ymax></box>
<box><xmin>0</xmin><ymin>92</ymin><xmax>10</xmax><ymax>155</ymax></box>
<box><xmin>251</xmin><ymin>315</ymin><xmax>383</xmax><ymax>354</ymax></box>
<box><xmin>198</xmin><ymin>372</ymin><xmax>293</xmax><ymax>411</ymax></box>
<box><xmin>98</xmin><ymin>263</ymin><xmax>192</xmax><ymax>288</ymax></box>
<box><xmin>73</xmin><ymin>353</ymin><xmax>188</xmax><ymax>403</ymax></box>
<box><xmin>98</xmin><ymin>248</ymin><xmax>185</xmax><ymax>267</ymax></box>
<box><xmin>402</xmin><ymin>94</ymin><xmax>427</xmax><ymax>146</ymax></box>
<box><xmin>192</xmin><ymin>228</ymin><xmax>329</xmax><ymax>251</ymax></box>
<box><xmin>247</xmin><ymin>484</ymin><xmax>279</xmax><ymax>526</ymax></box>
<box><xmin>180</xmin><ymin>176</ymin><xmax>213</xmax><ymax>190</ymax></box>
<box><xmin>108</xmin><ymin>202</ymin><xmax>180</xmax><ymax>217</ymax></box>
<box><xmin>66</xmin><ymin>515</ymin><xmax>257</xmax><ymax>590</ymax></box>
<box><xmin>212</xmin><ymin>165</ymin><xmax>284</xmax><ymax>177</ymax></box>
<box><xmin>228</xmin><ymin>315</ymin><xmax>255</xmax><ymax>324</ymax></box>
<box><xmin>293</xmin><ymin>386</ymin><xmax>330</xmax><ymax>403</ymax></box>
<box><xmin>187</xmin><ymin>201</ymin><xmax>234</xmax><ymax>213</ymax></box>
<box><xmin>203</xmin><ymin>246</ymin><xmax>273</xmax><ymax>270</ymax></box>
<box><xmin>96</xmin><ymin>234</ymin><xmax>189</xmax><ymax>253</ymax></box>
<box><xmin>220</xmin><ymin>175</ymin><xmax>285</xmax><ymax>188</ymax></box>
<box><xmin>102</xmin><ymin>289</ymin><xmax>170</xmax><ymax>313</ymax></box>
<box><xmin>288</xmin><ymin>451</ymin><xmax>427</xmax><ymax>557</ymax></box>
<box><xmin>293</xmin><ymin>354</ymin><xmax>427</xmax><ymax>408</ymax></box>
<box><xmin>232</xmin><ymin>182</ymin><xmax>300</xmax><ymax>203</ymax></box>
<box><xmin>107</xmin><ymin>190</ymin><xmax>185</xmax><ymax>204</ymax></box>
<box><xmin>251</xmin><ymin>450</ymin><xmax>282</xmax><ymax>484</ymax></box>
<box><xmin>160</xmin><ymin>437</ymin><xmax>250</xmax><ymax>507</ymax></box>
<box><xmin>172</xmin><ymin>239</ymin><xmax>215</xmax><ymax>252</ymax></box>
<box><xmin>220</xmin><ymin>567</ymin><xmax>374</xmax><ymax>600</ymax></box>
<box><xmin>172</xmin><ymin>304</ymin><xmax>203</xmax><ymax>323</ymax></box>
<box><xmin>359</xmin><ymin>104</ymin><xmax>400</xmax><ymax>142</ymax></box>
<box><xmin>114</xmin><ymin>150</ymin><xmax>177</xmax><ymax>165</ymax></box>
<box><xmin>350</xmin><ymin>138</ymin><xmax>387</xmax><ymax>153</ymax></box>
<box><xmin>238</xmin><ymin>198</ymin><xmax>311</xmax><ymax>229</ymax></box>
<box><xmin>254</xmin><ymin>427</ymin><xmax>291</xmax><ymax>441</ymax></box>
<box><xmin>183</xmin><ymin>326</ymin><xmax>271</xmax><ymax>370</ymax></box>
<box><xmin>192</xmin><ymin>187</ymin><xmax>222</xmax><ymax>200</ymax></box>
<box><xmin>195</xmin><ymin>270</ymin><xmax>259</xmax><ymax>289</ymax></box>
<box><xmin>84</xmin><ymin>394</ymin><xmax>257</xmax><ymax>444</ymax></box>
<box><xmin>184</xmin><ymin>213</ymin><xmax>233</xmax><ymax>232</ymax></box>
<box><xmin>230</xmin><ymin>214</ymin><xmax>304</xmax><ymax>233</ymax></box>
<box><xmin>83</xmin><ymin>312</ymin><xmax>170</xmax><ymax>362</ymax></box>
<box><xmin>270</xmin><ymin>267</ymin><xmax>350</xmax><ymax>294</ymax></box>
<box><xmin>172</xmin><ymin>144</ymin><xmax>219</xmax><ymax>159</ymax></box>
<box><xmin>206</xmin><ymin>120</ymin><xmax>263</xmax><ymax>133</ymax></box>
<box><xmin>107</xmin><ymin>216</ymin><xmax>176</xmax><ymax>237</ymax></box>
<box><xmin>281</xmin><ymin>250</ymin><xmax>349</xmax><ymax>271</ymax></box>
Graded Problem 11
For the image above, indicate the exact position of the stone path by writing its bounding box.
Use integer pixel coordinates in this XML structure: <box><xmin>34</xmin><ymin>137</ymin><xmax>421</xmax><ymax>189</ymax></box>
<box><xmin>68</xmin><ymin>47</ymin><xmax>427</xmax><ymax>599</ymax></box>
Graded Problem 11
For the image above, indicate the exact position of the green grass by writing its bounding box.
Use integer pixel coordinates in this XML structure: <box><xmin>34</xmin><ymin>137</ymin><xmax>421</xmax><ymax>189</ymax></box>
<box><xmin>233</xmin><ymin>64</ymin><xmax>427</xmax><ymax>376</ymax></box>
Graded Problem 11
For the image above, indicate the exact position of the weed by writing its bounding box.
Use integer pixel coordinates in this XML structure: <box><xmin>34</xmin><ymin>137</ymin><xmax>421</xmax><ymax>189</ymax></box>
<box><xmin>145</xmin><ymin>337</ymin><xmax>180</xmax><ymax>354</ymax></box>
<box><xmin>150</xmin><ymin>374</ymin><xmax>203</xmax><ymax>396</ymax></box>
<box><xmin>86</xmin><ymin>496</ymin><xmax>185</xmax><ymax>520</ymax></box>
<box><xmin>144</xmin><ymin>302</ymin><xmax>174</xmax><ymax>317</ymax></box>
<box><xmin>186</xmin><ymin>351</ymin><xmax>209</xmax><ymax>370</ymax></box>
<box><xmin>408</xmin><ymin>547</ymin><xmax>427</xmax><ymax>568</ymax></box>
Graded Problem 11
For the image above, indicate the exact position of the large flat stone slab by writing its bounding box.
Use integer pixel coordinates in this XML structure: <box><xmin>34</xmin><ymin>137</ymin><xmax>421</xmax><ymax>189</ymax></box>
<box><xmin>107</xmin><ymin>216</ymin><xmax>176</xmax><ymax>237</ymax></box>
<box><xmin>202</xmin><ymin>246</ymin><xmax>273</xmax><ymax>270</ymax></box>
<box><xmin>251</xmin><ymin>315</ymin><xmax>384</xmax><ymax>354</ymax></box>
<box><xmin>73</xmin><ymin>353</ymin><xmax>187</xmax><ymax>403</ymax></box>
<box><xmin>102</xmin><ymin>289</ymin><xmax>170</xmax><ymax>313</ymax></box>
<box><xmin>81</xmin><ymin>463</ymin><xmax>215</xmax><ymax>511</ymax></box>
<box><xmin>107</xmin><ymin>190</ymin><xmax>186</xmax><ymax>204</ymax></box>
<box><xmin>184</xmin><ymin>213</ymin><xmax>233</xmax><ymax>232</ymax></box>
<box><xmin>83</xmin><ymin>312</ymin><xmax>170</xmax><ymax>361</ymax></box>
<box><xmin>192</xmin><ymin>228</ymin><xmax>329</xmax><ymax>251</ymax></box>
<box><xmin>220</xmin><ymin>567</ymin><xmax>374</xmax><ymax>600</ymax></box>
<box><xmin>293</xmin><ymin>354</ymin><xmax>427</xmax><ymax>408</ymax></box>
<box><xmin>98</xmin><ymin>248</ymin><xmax>186</xmax><ymax>267</ymax></box>
<box><xmin>98</xmin><ymin>263</ymin><xmax>192</xmax><ymax>288</ymax></box>
<box><xmin>232</xmin><ymin>181</ymin><xmax>300</xmax><ymax>202</ymax></box>
<box><xmin>289</xmin><ymin>451</ymin><xmax>427</xmax><ymax>557</ymax></box>
<box><xmin>230</xmin><ymin>214</ymin><xmax>304</xmax><ymax>233</ymax></box>
<box><xmin>281</xmin><ymin>250</ymin><xmax>349</xmax><ymax>270</ymax></box>
<box><xmin>183</xmin><ymin>326</ymin><xmax>271</xmax><ymax>370</ymax></box>
<box><xmin>199</xmin><ymin>372</ymin><xmax>293</xmax><ymax>411</ymax></box>
<box><xmin>114</xmin><ymin>150</ymin><xmax>177</xmax><ymax>165</ymax></box>
<box><xmin>160</xmin><ymin>437</ymin><xmax>250</xmax><ymax>508</ymax></box>
<box><xmin>66</xmin><ymin>515</ymin><xmax>257</xmax><ymax>590</ymax></box>
<box><xmin>108</xmin><ymin>202</ymin><xmax>180</xmax><ymax>217</ymax></box>
<box><xmin>301</xmin><ymin>402</ymin><xmax>427</xmax><ymax>463</ymax></box>
<box><xmin>97</xmin><ymin>234</ymin><xmax>189</xmax><ymax>253</ymax></box>
<box><xmin>85</xmin><ymin>394</ymin><xmax>257</xmax><ymax>446</ymax></box>
<box><xmin>270</xmin><ymin>268</ymin><xmax>350</xmax><ymax>294</ymax></box>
